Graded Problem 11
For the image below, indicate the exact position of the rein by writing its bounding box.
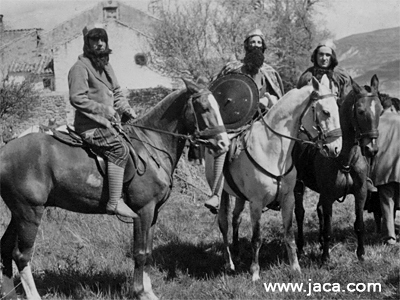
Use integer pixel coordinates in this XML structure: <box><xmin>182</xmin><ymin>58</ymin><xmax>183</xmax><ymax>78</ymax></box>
<box><xmin>259</xmin><ymin>91</ymin><xmax>342</xmax><ymax>149</ymax></box>
<box><xmin>125</xmin><ymin>91</ymin><xmax>226</xmax><ymax>146</ymax></box>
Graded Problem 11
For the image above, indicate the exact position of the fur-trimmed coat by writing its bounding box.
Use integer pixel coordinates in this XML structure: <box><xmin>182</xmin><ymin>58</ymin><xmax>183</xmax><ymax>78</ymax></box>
<box><xmin>68</xmin><ymin>55</ymin><xmax>131</xmax><ymax>133</ymax></box>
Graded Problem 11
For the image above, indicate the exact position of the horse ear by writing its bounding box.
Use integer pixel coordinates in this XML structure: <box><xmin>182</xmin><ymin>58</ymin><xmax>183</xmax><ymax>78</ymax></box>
<box><xmin>370</xmin><ymin>74</ymin><xmax>379</xmax><ymax>92</ymax></box>
<box><xmin>181</xmin><ymin>77</ymin><xmax>200</xmax><ymax>94</ymax></box>
<box><xmin>320</xmin><ymin>74</ymin><xmax>330</xmax><ymax>88</ymax></box>
<box><xmin>351</xmin><ymin>78</ymin><xmax>362</xmax><ymax>94</ymax></box>
<box><xmin>311</xmin><ymin>76</ymin><xmax>320</xmax><ymax>91</ymax></box>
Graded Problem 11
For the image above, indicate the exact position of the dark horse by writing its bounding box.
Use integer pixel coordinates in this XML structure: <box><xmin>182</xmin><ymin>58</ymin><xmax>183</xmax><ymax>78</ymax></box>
<box><xmin>293</xmin><ymin>75</ymin><xmax>383</xmax><ymax>262</ymax></box>
<box><xmin>0</xmin><ymin>79</ymin><xmax>229</xmax><ymax>300</ymax></box>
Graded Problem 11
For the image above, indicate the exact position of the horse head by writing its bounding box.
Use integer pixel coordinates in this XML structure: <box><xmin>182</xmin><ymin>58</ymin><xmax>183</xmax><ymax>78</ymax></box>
<box><xmin>350</xmin><ymin>75</ymin><xmax>382</xmax><ymax>157</ymax></box>
<box><xmin>300</xmin><ymin>75</ymin><xmax>342</xmax><ymax>158</ymax></box>
<box><xmin>182</xmin><ymin>78</ymin><xmax>230</xmax><ymax>156</ymax></box>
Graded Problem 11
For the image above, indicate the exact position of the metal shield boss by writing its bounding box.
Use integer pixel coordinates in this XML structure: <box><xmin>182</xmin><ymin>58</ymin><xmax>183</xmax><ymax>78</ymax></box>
<box><xmin>209</xmin><ymin>73</ymin><xmax>259</xmax><ymax>130</ymax></box>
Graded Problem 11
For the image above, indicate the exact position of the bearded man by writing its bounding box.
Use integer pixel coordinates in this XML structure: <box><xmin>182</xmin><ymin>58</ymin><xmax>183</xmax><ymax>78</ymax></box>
<box><xmin>205</xmin><ymin>29</ymin><xmax>285</xmax><ymax>213</ymax></box>
<box><xmin>68</xmin><ymin>25</ymin><xmax>138</xmax><ymax>218</ymax></box>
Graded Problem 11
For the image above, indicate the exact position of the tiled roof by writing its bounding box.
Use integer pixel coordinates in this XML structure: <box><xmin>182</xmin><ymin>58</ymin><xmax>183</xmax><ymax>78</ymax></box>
<box><xmin>8</xmin><ymin>54</ymin><xmax>53</xmax><ymax>75</ymax></box>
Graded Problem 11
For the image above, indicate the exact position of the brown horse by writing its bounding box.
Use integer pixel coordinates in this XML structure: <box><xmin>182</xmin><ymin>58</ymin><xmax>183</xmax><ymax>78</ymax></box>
<box><xmin>293</xmin><ymin>75</ymin><xmax>383</xmax><ymax>262</ymax></box>
<box><xmin>0</xmin><ymin>79</ymin><xmax>229</xmax><ymax>300</ymax></box>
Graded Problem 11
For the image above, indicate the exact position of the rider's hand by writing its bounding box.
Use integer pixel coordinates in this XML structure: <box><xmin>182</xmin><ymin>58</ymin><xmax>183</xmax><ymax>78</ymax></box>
<box><xmin>259</xmin><ymin>97</ymin><xmax>269</xmax><ymax>109</ymax></box>
<box><xmin>260</xmin><ymin>93</ymin><xmax>278</xmax><ymax>109</ymax></box>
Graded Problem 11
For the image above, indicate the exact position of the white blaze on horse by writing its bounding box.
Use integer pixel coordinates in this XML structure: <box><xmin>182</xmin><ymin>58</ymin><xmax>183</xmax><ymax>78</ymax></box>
<box><xmin>205</xmin><ymin>75</ymin><xmax>342</xmax><ymax>281</ymax></box>
<box><xmin>0</xmin><ymin>79</ymin><xmax>229</xmax><ymax>300</ymax></box>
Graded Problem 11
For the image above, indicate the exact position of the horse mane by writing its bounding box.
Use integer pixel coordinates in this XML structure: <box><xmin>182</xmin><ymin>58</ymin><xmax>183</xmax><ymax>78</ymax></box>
<box><xmin>133</xmin><ymin>89</ymin><xmax>186</xmax><ymax>127</ymax></box>
<box><xmin>267</xmin><ymin>85</ymin><xmax>311</xmax><ymax>122</ymax></box>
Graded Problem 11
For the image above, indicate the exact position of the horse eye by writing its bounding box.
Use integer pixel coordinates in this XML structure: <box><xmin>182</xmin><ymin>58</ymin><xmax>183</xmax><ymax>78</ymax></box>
<box><xmin>357</xmin><ymin>110</ymin><xmax>365</xmax><ymax>115</ymax></box>
<box><xmin>322</xmin><ymin>110</ymin><xmax>330</xmax><ymax>117</ymax></box>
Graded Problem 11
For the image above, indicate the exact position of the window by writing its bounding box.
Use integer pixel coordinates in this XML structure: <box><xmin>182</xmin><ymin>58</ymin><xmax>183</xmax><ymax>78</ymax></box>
<box><xmin>134</xmin><ymin>53</ymin><xmax>148</xmax><ymax>66</ymax></box>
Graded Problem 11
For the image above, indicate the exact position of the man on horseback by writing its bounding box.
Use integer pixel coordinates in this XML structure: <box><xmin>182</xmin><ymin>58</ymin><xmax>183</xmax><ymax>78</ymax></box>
<box><xmin>297</xmin><ymin>40</ymin><xmax>352</xmax><ymax>103</ymax></box>
<box><xmin>68</xmin><ymin>25</ymin><xmax>138</xmax><ymax>218</ymax></box>
<box><xmin>205</xmin><ymin>28</ymin><xmax>285</xmax><ymax>213</ymax></box>
<box><xmin>295</xmin><ymin>40</ymin><xmax>377</xmax><ymax>195</ymax></box>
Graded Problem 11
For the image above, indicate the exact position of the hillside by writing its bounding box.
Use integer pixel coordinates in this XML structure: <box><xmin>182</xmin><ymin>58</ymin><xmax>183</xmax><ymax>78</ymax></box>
<box><xmin>336</xmin><ymin>27</ymin><xmax>400</xmax><ymax>97</ymax></box>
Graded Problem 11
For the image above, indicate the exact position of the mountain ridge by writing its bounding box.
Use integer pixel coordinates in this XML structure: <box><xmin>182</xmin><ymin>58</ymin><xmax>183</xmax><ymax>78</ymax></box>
<box><xmin>336</xmin><ymin>26</ymin><xmax>400</xmax><ymax>97</ymax></box>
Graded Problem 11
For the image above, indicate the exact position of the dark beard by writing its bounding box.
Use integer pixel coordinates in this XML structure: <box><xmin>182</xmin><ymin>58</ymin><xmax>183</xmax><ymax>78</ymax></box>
<box><xmin>84</xmin><ymin>47</ymin><xmax>112</xmax><ymax>72</ymax></box>
<box><xmin>243</xmin><ymin>47</ymin><xmax>265</xmax><ymax>75</ymax></box>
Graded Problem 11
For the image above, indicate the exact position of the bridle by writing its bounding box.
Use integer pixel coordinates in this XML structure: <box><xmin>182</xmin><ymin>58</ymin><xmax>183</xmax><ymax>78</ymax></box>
<box><xmin>125</xmin><ymin>90</ymin><xmax>226</xmax><ymax>146</ymax></box>
<box><xmin>261</xmin><ymin>90</ymin><xmax>342</xmax><ymax>149</ymax></box>
<box><xmin>187</xmin><ymin>90</ymin><xmax>226</xmax><ymax>145</ymax></box>
<box><xmin>352</xmin><ymin>93</ymin><xmax>380</xmax><ymax>142</ymax></box>
<box><xmin>298</xmin><ymin>91</ymin><xmax>342</xmax><ymax>147</ymax></box>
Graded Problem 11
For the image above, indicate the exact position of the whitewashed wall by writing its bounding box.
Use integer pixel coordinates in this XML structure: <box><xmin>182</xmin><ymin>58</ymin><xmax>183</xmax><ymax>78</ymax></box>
<box><xmin>54</xmin><ymin>21</ymin><xmax>173</xmax><ymax>93</ymax></box>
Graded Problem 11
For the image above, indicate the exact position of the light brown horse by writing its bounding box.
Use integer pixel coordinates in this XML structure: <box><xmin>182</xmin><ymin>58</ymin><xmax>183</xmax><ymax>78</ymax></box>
<box><xmin>205</xmin><ymin>76</ymin><xmax>342</xmax><ymax>281</ymax></box>
<box><xmin>0</xmin><ymin>79</ymin><xmax>229</xmax><ymax>300</ymax></box>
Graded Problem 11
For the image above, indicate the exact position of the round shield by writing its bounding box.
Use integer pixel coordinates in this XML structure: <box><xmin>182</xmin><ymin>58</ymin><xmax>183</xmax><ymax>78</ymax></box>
<box><xmin>209</xmin><ymin>73</ymin><xmax>259</xmax><ymax>130</ymax></box>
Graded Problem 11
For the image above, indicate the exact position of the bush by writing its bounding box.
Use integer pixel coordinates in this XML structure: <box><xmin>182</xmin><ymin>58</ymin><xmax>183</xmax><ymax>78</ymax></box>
<box><xmin>0</xmin><ymin>76</ymin><xmax>40</xmax><ymax>120</ymax></box>
<box><xmin>127</xmin><ymin>86</ymin><xmax>172</xmax><ymax>115</ymax></box>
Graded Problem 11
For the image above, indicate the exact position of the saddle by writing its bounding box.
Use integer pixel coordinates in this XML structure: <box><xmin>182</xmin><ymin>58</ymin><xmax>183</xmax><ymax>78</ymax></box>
<box><xmin>224</xmin><ymin>122</ymin><xmax>281</xmax><ymax>211</ymax></box>
<box><xmin>50</xmin><ymin>126</ymin><xmax>145</xmax><ymax>184</ymax></box>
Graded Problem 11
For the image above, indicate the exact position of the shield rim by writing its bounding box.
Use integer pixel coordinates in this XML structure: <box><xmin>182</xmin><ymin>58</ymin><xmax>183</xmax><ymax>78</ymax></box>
<box><xmin>209</xmin><ymin>73</ymin><xmax>259</xmax><ymax>130</ymax></box>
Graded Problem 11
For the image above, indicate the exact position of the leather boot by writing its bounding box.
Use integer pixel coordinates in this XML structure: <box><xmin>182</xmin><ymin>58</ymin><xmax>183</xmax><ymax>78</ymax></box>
<box><xmin>205</xmin><ymin>152</ymin><xmax>226</xmax><ymax>214</ymax></box>
<box><xmin>367</xmin><ymin>177</ymin><xmax>378</xmax><ymax>193</ymax></box>
<box><xmin>107</xmin><ymin>162</ymin><xmax>138</xmax><ymax>218</ymax></box>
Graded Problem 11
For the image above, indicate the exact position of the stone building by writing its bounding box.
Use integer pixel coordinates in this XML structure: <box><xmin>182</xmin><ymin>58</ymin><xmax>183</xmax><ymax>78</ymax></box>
<box><xmin>0</xmin><ymin>1</ymin><xmax>174</xmax><ymax>92</ymax></box>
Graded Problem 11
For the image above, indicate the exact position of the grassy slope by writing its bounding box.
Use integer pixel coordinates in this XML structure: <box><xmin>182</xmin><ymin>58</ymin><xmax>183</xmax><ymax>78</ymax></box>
<box><xmin>0</xmin><ymin>159</ymin><xmax>399</xmax><ymax>300</ymax></box>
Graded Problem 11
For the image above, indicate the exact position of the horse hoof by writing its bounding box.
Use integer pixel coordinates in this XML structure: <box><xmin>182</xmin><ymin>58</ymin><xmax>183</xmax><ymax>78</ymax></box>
<box><xmin>291</xmin><ymin>264</ymin><xmax>302</xmax><ymax>274</ymax></box>
<box><xmin>252</xmin><ymin>273</ymin><xmax>260</xmax><ymax>282</ymax></box>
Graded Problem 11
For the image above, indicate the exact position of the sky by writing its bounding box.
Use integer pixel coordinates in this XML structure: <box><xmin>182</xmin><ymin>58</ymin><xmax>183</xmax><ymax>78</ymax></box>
<box><xmin>1</xmin><ymin>0</ymin><xmax>400</xmax><ymax>40</ymax></box>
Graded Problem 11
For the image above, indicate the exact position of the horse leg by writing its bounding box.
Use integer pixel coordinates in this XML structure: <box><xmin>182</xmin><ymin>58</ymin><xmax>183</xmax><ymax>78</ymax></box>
<box><xmin>318</xmin><ymin>196</ymin><xmax>333</xmax><ymax>263</ymax></box>
<box><xmin>354</xmin><ymin>188</ymin><xmax>367</xmax><ymax>261</ymax></box>
<box><xmin>294</xmin><ymin>182</ymin><xmax>305</xmax><ymax>256</ymax></box>
<box><xmin>248</xmin><ymin>200</ymin><xmax>263</xmax><ymax>281</ymax></box>
<box><xmin>1</xmin><ymin>206</ymin><xmax>44</xmax><ymax>300</ymax></box>
<box><xmin>281</xmin><ymin>193</ymin><xmax>301</xmax><ymax>273</ymax></box>
<box><xmin>132</xmin><ymin>210</ymin><xmax>158</xmax><ymax>300</ymax></box>
<box><xmin>232</xmin><ymin>197</ymin><xmax>245</xmax><ymax>255</ymax></box>
<box><xmin>218</xmin><ymin>191</ymin><xmax>234</xmax><ymax>271</ymax></box>
<box><xmin>145</xmin><ymin>225</ymin><xmax>155</xmax><ymax>266</ymax></box>
<box><xmin>316</xmin><ymin>200</ymin><xmax>324</xmax><ymax>251</ymax></box>
<box><xmin>1</xmin><ymin>217</ymin><xmax>18</xmax><ymax>299</ymax></box>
